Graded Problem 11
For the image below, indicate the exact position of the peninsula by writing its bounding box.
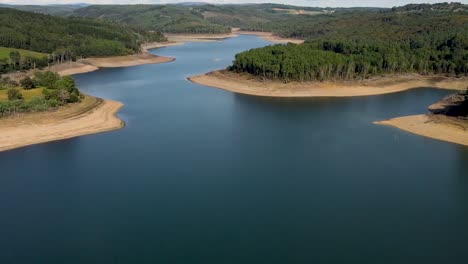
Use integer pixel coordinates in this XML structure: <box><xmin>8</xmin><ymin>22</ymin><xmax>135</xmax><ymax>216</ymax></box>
<box><xmin>0</xmin><ymin>96</ymin><xmax>123</xmax><ymax>152</ymax></box>
<box><xmin>189</xmin><ymin>71</ymin><xmax>467</xmax><ymax>97</ymax></box>
<box><xmin>376</xmin><ymin>92</ymin><xmax>468</xmax><ymax>147</ymax></box>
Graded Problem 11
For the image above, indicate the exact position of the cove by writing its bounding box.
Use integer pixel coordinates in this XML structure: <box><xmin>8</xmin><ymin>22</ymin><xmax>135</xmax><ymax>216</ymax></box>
<box><xmin>0</xmin><ymin>35</ymin><xmax>467</xmax><ymax>264</ymax></box>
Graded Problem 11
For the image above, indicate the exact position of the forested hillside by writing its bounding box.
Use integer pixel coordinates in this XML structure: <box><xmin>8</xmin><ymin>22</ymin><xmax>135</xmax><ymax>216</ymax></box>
<box><xmin>0</xmin><ymin>4</ymin><xmax>85</xmax><ymax>16</ymax></box>
<box><xmin>229</xmin><ymin>3</ymin><xmax>468</xmax><ymax>82</ymax></box>
<box><xmin>67</xmin><ymin>4</ymin><xmax>355</xmax><ymax>34</ymax></box>
<box><xmin>1</xmin><ymin>3</ymin><xmax>384</xmax><ymax>35</ymax></box>
<box><xmin>70</xmin><ymin>4</ymin><xmax>232</xmax><ymax>34</ymax></box>
<box><xmin>0</xmin><ymin>7</ymin><xmax>166</xmax><ymax>74</ymax></box>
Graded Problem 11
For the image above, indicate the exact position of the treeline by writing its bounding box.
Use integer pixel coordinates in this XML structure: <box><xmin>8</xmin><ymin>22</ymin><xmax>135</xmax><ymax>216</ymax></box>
<box><xmin>230</xmin><ymin>37</ymin><xmax>467</xmax><ymax>82</ymax></box>
<box><xmin>229</xmin><ymin>3</ymin><xmax>468</xmax><ymax>82</ymax></box>
<box><xmin>0</xmin><ymin>71</ymin><xmax>81</xmax><ymax>116</ymax></box>
<box><xmin>0</xmin><ymin>7</ymin><xmax>166</xmax><ymax>59</ymax></box>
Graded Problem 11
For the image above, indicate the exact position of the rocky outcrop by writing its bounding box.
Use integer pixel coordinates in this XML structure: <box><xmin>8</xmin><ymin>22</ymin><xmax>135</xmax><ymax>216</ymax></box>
<box><xmin>429</xmin><ymin>91</ymin><xmax>468</xmax><ymax>116</ymax></box>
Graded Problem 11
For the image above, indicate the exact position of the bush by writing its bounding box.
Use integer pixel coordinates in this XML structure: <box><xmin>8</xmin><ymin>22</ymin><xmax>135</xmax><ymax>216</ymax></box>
<box><xmin>68</xmin><ymin>93</ymin><xmax>80</xmax><ymax>103</ymax></box>
<box><xmin>20</xmin><ymin>76</ymin><xmax>36</xmax><ymax>90</ymax></box>
<box><xmin>33</xmin><ymin>71</ymin><xmax>60</xmax><ymax>89</ymax></box>
<box><xmin>7</xmin><ymin>88</ymin><xmax>23</xmax><ymax>101</ymax></box>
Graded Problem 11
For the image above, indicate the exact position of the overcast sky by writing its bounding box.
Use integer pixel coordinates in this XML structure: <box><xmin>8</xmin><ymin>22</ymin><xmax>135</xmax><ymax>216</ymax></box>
<box><xmin>1</xmin><ymin>0</ymin><xmax>467</xmax><ymax>8</ymax></box>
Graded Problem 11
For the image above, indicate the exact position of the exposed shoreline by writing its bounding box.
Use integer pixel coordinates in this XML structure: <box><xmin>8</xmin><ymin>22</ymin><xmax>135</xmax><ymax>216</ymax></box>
<box><xmin>375</xmin><ymin>114</ymin><xmax>468</xmax><ymax>147</ymax></box>
<box><xmin>0</xmin><ymin>41</ymin><xmax>178</xmax><ymax>152</ymax></box>
<box><xmin>234</xmin><ymin>30</ymin><xmax>305</xmax><ymax>44</ymax></box>
<box><xmin>189</xmin><ymin>70</ymin><xmax>467</xmax><ymax>97</ymax></box>
<box><xmin>0</xmin><ymin>95</ymin><xmax>124</xmax><ymax>152</ymax></box>
<box><xmin>54</xmin><ymin>51</ymin><xmax>175</xmax><ymax>76</ymax></box>
<box><xmin>166</xmin><ymin>28</ymin><xmax>304</xmax><ymax>44</ymax></box>
<box><xmin>3</xmin><ymin>42</ymin><xmax>178</xmax><ymax>79</ymax></box>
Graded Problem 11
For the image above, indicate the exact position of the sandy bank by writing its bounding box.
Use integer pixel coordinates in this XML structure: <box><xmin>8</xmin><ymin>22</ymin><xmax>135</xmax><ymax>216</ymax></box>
<box><xmin>141</xmin><ymin>41</ymin><xmax>184</xmax><ymax>51</ymax></box>
<box><xmin>80</xmin><ymin>52</ymin><xmax>174</xmax><ymax>69</ymax></box>
<box><xmin>375</xmin><ymin>114</ymin><xmax>468</xmax><ymax>147</ymax></box>
<box><xmin>234</xmin><ymin>30</ymin><xmax>305</xmax><ymax>44</ymax></box>
<box><xmin>166</xmin><ymin>29</ymin><xmax>304</xmax><ymax>44</ymax></box>
<box><xmin>52</xmin><ymin>52</ymin><xmax>175</xmax><ymax>76</ymax></box>
<box><xmin>0</xmin><ymin>96</ymin><xmax>124</xmax><ymax>152</ymax></box>
<box><xmin>166</xmin><ymin>33</ymin><xmax>239</xmax><ymax>43</ymax></box>
<box><xmin>3</xmin><ymin>51</ymin><xmax>176</xmax><ymax>79</ymax></box>
<box><xmin>189</xmin><ymin>70</ymin><xmax>467</xmax><ymax>98</ymax></box>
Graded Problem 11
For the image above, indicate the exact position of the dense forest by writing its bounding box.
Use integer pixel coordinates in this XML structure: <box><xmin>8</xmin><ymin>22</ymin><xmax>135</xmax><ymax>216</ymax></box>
<box><xmin>229</xmin><ymin>3</ymin><xmax>468</xmax><ymax>82</ymax></box>
<box><xmin>0</xmin><ymin>71</ymin><xmax>81</xmax><ymax>117</ymax></box>
<box><xmin>0</xmin><ymin>7</ymin><xmax>166</xmax><ymax>74</ymax></box>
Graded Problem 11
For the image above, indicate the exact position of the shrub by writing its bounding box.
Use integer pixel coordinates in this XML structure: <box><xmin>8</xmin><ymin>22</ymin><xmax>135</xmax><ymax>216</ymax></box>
<box><xmin>33</xmin><ymin>71</ymin><xmax>60</xmax><ymax>89</ymax></box>
<box><xmin>68</xmin><ymin>93</ymin><xmax>80</xmax><ymax>103</ymax></box>
<box><xmin>7</xmin><ymin>88</ymin><xmax>23</xmax><ymax>101</ymax></box>
<box><xmin>20</xmin><ymin>76</ymin><xmax>36</xmax><ymax>90</ymax></box>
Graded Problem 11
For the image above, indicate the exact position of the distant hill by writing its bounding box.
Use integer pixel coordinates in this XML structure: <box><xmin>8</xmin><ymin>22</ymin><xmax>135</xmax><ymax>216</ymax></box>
<box><xmin>68</xmin><ymin>3</ymin><xmax>364</xmax><ymax>34</ymax></box>
<box><xmin>0</xmin><ymin>7</ymin><xmax>165</xmax><ymax>58</ymax></box>
<box><xmin>392</xmin><ymin>2</ymin><xmax>467</xmax><ymax>12</ymax></box>
<box><xmin>1</xmin><ymin>3</ymin><xmax>388</xmax><ymax>35</ymax></box>
<box><xmin>0</xmin><ymin>4</ymin><xmax>86</xmax><ymax>15</ymax></box>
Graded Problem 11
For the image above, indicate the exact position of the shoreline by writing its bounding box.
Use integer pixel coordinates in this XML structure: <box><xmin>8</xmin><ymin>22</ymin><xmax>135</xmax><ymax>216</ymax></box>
<box><xmin>166</xmin><ymin>29</ymin><xmax>305</xmax><ymax>44</ymax></box>
<box><xmin>188</xmin><ymin>70</ymin><xmax>467</xmax><ymax>98</ymax></box>
<box><xmin>234</xmin><ymin>30</ymin><xmax>305</xmax><ymax>44</ymax></box>
<box><xmin>166</xmin><ymin>33</ymin><xmax>239</xmax><ymax>43</ymax></box>
<box><xmin>2</xmin><ymin>42</ymin><xmax>178</xmax><ymax>79</ymax></box>
<box><xmin>54</xmin><ymin>52</ymin><xmax>175</xmax><ymax>76</ymax></box>
<box><xmin>375</xmin><ymin>114</ymin><xmax>468</xmax><ymax>147</ymax></box>
<box><xmin>0</xmin><ymin>41</ymin><xmax>177</xmax><ymax>152</ymax></box>
<box><xmin>0</xmin><ymin>95</ymin><xmax>124</xmax><ymax>152</ymax></box>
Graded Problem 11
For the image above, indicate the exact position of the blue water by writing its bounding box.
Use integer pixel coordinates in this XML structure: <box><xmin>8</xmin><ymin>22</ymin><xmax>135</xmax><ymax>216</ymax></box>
<box><xmin>1</xmin><ymin>35</ymin><xmax>467</xmax><ymax>263</ymax></box>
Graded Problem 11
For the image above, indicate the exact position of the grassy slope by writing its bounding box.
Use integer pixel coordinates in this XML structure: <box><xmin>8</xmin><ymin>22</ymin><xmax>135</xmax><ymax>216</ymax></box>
<box><xmin>0</xmin><ymin>47</ymin><xmax>47</xmax><ymax>60</ymax></box>
<box><xmin>0</xmin><ymin>87</ymin><xmax>45</xmax><ymax>101</ymax></box>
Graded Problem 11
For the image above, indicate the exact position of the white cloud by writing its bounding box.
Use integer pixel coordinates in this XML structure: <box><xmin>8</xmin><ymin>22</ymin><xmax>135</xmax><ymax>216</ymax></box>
<box><xmin>1</xmin><ymin>0</ymin><xmax>467</xmax><ymax>8</ymax></box>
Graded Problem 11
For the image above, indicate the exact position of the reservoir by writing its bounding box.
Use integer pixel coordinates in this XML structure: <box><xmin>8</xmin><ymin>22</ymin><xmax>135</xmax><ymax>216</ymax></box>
<box><xmin>1</xmin><ymin>35</ymin><xmax>467</xmax><ymax>263</ymax></box>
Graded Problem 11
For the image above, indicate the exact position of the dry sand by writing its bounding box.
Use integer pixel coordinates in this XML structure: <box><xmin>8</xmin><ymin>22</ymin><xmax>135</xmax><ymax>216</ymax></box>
<box><xmin>166</xmin><ymin>33</ymin><xmax>239</xmax><ymax>43</ymax></box>
<box><xmin>4</xmin><ymin>50</ymin><xmax>176</xmax><ymax>79</ymax></box>
<box><xmin>167</xmin><ymin>29</ymin><xmax>304</xmax><ymax>44</ymax></box>
<box><xmin>141</xmin><ymin>41</ymin><xmax>184</xmax><ymax>51</ymax></box>
<box><xmin>0</xmin><ymin>96</ymin><xmax>124</xmax><ymax>152</ymax></box>
<box><xmin>189</xmin><ymin>70</ymin><xmax>467</xmax><ymax>98</ymax></box>
<box><xmin>80</xmin><ymin>52</ymin><xmax>175</xmax><ymax>69</ymax></box>
<box><xmin>52</xmin><ymin>42</ymin><xmax>177</xmax><ymax>75</ymax></box>
<box><xmin>234</xmin><ymin>30</ymin><xmax>305</xmax><ymax>44</ymax></box>
<box><xmin>375</xmin><ymin>114</ymin><xmax>468</xmax><ymax>147</ymax></box>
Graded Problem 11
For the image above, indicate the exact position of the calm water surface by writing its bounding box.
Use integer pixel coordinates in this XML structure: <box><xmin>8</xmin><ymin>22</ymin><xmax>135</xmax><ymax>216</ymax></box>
<box><xmin>1</xmin><ymin>35</ymin><xmax>468</xmax><ymax>263</ymax></box>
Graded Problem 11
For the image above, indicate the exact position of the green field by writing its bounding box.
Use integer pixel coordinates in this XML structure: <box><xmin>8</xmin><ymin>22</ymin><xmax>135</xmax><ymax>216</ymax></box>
<box><xmin>0</xmin><ymin>47</ymin><xmax>47</xmax><ymax>60</ymax></box>
<box><xmin>0</xmin><ymin>87</ymin><xmax>45</xmax><ymax>101</ymax></box>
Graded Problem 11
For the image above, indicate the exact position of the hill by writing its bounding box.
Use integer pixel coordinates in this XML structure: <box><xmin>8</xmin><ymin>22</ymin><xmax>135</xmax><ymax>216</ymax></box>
<box><xmin>68</xmin><ymin>4</ymin><xmax>368</xmax><ymax>34</ymax></box>
<box><xmin>0</xmin><ymin>7</ymin><xmax>166</xmax><ymax>74</ymax></box>
<box><xmin>0</xmin><ymin>4</ymin><xmax>86</xmax><ymax>16</ymax></box>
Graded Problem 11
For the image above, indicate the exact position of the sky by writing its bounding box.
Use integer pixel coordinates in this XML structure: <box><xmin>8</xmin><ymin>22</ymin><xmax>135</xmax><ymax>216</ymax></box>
<box><xmin>1</xmin><ymin>0</ymin><xmax>467</xmax><ymax>8</ymax></box>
